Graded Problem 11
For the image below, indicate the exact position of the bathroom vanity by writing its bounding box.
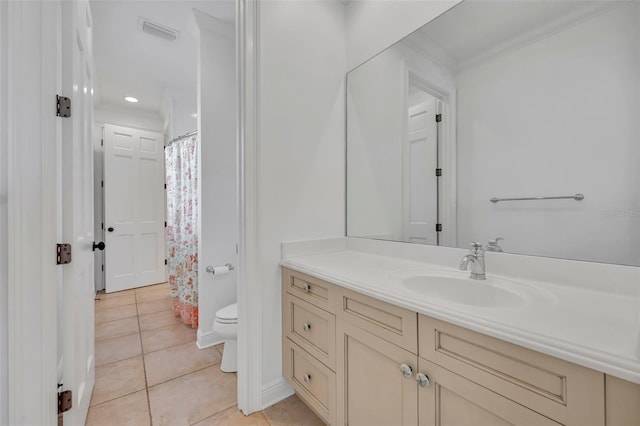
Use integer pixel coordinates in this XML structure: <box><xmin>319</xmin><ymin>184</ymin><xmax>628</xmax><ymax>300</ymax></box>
<box><xmin>280</xmin><ymin>239</ymin><xmax>640</xmax><ymax>426</ymax></box>
<box><xmin>283</xmin><ymin>0</ymin><xmax>640</xmax><ymax>423</ymax></box>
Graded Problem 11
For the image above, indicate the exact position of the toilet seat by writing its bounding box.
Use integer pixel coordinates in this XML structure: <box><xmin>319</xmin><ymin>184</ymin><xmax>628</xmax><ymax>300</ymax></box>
<box><xmin>215</xmin><ymin>303</ymin><xmax>237</xmax><ymax>324</ymax></box>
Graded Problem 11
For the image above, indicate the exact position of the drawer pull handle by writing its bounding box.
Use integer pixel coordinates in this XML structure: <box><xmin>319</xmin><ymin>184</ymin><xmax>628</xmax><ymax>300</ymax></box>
<box><xmin>303</xmin><ymin>323</ymin><xmax>311</xmax><ymax>331</ymax></box>
<box><xmin>416</xmin><ymin>373</ymin><xmax>430</xmax><ymax>387</ymax></box>
<box><xmin>303</xmin><ymin>374</ymin><xmax>312</xmax><ymax>383</ymax></box>
<box><xmin>303</xmin><ymin>284</ymin><xmax>311</xmax><ymax>293</ymax></box>
<box><xmin>400</xmin><ymin>363</ymin><xmax>413</xmax><ymax>379</ymax></box>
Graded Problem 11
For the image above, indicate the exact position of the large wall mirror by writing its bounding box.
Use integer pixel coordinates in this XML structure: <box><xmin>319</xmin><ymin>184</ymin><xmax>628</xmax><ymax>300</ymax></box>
<box><xmin>347</xmin><ymin>0</ymin><xmax>640</xmax><ymax>266</ymax></box>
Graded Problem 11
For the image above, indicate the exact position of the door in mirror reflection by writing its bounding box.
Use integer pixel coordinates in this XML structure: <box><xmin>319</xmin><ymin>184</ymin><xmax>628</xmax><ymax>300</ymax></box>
<box><xmin>404</xmin><ymin>82</ymin><xmax>440</xmax><ymax>245</ymax></box>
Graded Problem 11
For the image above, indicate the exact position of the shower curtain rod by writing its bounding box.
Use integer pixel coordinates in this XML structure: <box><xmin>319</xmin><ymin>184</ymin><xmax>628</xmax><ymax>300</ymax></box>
<box><xmin>167</xmin><ymin>130</ymin><xmax>198</xmax><ymax>146</ymax></box>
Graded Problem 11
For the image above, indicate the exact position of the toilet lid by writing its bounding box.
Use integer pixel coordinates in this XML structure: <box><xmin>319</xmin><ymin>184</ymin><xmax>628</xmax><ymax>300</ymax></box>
<box><xmin>216</xmin><ymin>303</ymin><xmax>238</xmax><ymax>321</ymax></box>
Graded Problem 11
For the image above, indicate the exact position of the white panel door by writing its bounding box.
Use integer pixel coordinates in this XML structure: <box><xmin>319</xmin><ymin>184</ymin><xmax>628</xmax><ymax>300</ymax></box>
<box><xmin>403</xmin><ymin>97</ymin><xmax>439</xmax><ymax>244</ymax></box>
<box><xmin>104</xmin><ymin>124</ymin><xmax>166</xmax><ymax>292</ymax></box>
<box><xmin>60</xmin><ymin>0</ymin><xmax>96</xmax><ymax>424</ymax></box>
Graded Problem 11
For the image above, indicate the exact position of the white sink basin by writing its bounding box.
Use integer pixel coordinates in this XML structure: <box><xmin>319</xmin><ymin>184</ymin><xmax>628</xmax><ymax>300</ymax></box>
<box><xmin>389</xmin><ymin>270</ymin><xmax>545</xmax><ymax>308</ymax></box>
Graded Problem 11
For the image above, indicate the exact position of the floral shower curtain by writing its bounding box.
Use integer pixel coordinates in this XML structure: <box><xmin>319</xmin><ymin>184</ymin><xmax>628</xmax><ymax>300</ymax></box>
<box><xmin>166</xmin><ymin>135</ymin><xmax>199</xmax><ymax>328</ymax></box>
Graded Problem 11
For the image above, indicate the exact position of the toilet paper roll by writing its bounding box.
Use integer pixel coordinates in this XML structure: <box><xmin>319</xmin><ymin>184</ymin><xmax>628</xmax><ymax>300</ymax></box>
<box><xmin>212</xmin><ymin>266</ymin><xmax>230</xmax><ymax>276</ymax></box>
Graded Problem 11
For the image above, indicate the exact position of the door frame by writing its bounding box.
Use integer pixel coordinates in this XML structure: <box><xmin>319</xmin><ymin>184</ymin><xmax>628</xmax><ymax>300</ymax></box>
<box><xmin>236</xmin><ymin>0</ymin><xmax>263</xmax><ymax>414</ymax></box>
<box><xmin>4</xmin><ymin>1</ymin><xmax>61</xmax><ymax>424</ymax></box>
<box><xmin>3</xmin><ymin>0</ymin><xmax>267</xmax><ymax>421</ymax></box>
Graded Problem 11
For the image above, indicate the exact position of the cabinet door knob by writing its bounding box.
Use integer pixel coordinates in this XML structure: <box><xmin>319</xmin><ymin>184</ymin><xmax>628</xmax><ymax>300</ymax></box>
<box><xmin>416</xmin><ymin>373</ymin><xmax>430</xmax><ymax>387</ymax></box>
<box><xmin>303</xmin><ymin>284</ymin><xmax>311</xmax><ymax>293</ymax></box>
<box><xmin>400</xmin><ymin>363</ymin><xmax>413</xmax><ymax>379</ymax></box>
<box><xmin>303</xmin><ymin>374</ymin><xmax>311</xmax><ymax>383</ymax></box>
<box><xmin>303</xmin><ymin>323</ymin><xmax>311</xmax><ymax>331</ymax></box>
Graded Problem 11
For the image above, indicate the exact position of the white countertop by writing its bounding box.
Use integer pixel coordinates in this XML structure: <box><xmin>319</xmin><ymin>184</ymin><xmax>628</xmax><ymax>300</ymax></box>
<box><xmin>281</xmin><ymin>238</ymin><xmax>640</xmax><ymax>384</ymax></box>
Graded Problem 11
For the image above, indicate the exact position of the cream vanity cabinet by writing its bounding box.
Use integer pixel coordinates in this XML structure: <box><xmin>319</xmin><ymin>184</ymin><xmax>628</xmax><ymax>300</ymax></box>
<box><xmin>282</xmin><ymin>267</ymin><xmax>640</xmax><ymax>426</ymax></box>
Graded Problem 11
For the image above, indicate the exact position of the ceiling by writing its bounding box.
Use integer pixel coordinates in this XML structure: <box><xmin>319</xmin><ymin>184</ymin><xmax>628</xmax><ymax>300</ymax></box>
<box><xmin>407</xmin><ymin>1</ymin><xmax>620</xmax><ymax>70</ymax></box>
<box><xmin>90</xmin><ymin>0</ymin><xmax>234</xmax><ymax>114</ymax></box>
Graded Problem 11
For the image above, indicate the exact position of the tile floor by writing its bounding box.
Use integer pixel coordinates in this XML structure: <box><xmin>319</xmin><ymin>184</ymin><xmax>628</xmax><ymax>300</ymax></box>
<box><xmin>88</xmin><ymin>282</ymin><xmax>325</xmax><ymax>426</ymax></box>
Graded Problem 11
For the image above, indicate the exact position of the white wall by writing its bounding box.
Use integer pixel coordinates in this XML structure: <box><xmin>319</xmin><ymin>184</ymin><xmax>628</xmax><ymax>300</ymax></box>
<box><xmin>258</xmin><ymin>0</ymin><xmax>347</xmax><ymax>390</ymax></box>
<box><xmin>194</xmin><ymin>10</ymin><xmax>237</xmax><ymax>348</ymax></box>
<box><xmin>455</xmin><ymin>3</ymin><xmax>640</xmax><ymax>266</ymax></box>
<box><xmin>171</xmin><ymin>96</ymin><xmax>197</xmax><ymax>139</ymax></box>
<box><xmin>162</xmin><ymin>90</ymin><xmax>198</xmax><ymax>141</ymax></box>
<box><xmin>94</xmin><ymin>104</ymin><xmax>164</xmax><ymax>132</ymax></box>
<box><xmin>0</xmin><ymin>0</ymin><xmax>8</xmax><ymax>421</ymax></box>
<box><xmin>347</xmin><ymin>40</ymin><xmax>456</xmax><ymax>242</ymax></box>
<box><xmin>347</xmin><ymin>46</ymin><xmax>405</xmax><ymax>240</ymax></box>
<box><xmin>346</xmin><ymin>0</ymin><xmax>461</xmax><ymax>70</ymax></box>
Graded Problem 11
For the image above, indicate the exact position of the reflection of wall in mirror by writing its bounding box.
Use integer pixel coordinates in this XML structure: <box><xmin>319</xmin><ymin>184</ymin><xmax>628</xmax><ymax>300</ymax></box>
<box><xmin>347</xmin><ymin>41</ymin><xmax>456</xmax><ymax>243</ymax></box>
<box><xmin>455</xmin><ymin>3</ymin><xmax>640</xmax><ymax>265</ymax></box>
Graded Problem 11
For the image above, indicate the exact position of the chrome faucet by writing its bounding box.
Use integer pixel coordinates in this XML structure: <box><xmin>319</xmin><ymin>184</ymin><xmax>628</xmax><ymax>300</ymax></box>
<box><xmin>459</xmin><ymin>242</ymin><xmax>486</xmax><ymax>280</ymax></box>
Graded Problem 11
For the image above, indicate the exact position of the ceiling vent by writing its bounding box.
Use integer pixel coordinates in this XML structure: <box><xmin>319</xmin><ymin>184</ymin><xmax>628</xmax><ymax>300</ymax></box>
<box><xmin>139</xmin><ymin>18</ymin><xmax>179</xmax><ymax>42</ymax></box>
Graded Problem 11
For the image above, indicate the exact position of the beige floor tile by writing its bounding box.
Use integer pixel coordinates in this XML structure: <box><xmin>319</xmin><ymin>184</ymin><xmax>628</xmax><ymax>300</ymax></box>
<box><xmin>137</xmin><ymin>298</ymin><xmax>173</xmax><ymax>315</ymax></box>
<box><xmin>263</xmin><ymin>395</ymin><xmax>325</xmax><ymax>426</ymax></box>
<box><xmin>95</xmin><ymin>333</ymin><xmax>142</xmax><ymax>367</ymax></box>
<box><xmin>136</xmin><ymin>289</ymin><xmax>172</xmax><ymax>303</ymax></box>
<box><xmin>95</xmin><ymin>304</ymin><xmax>138</xmax><ymax>324</ymax></box>
<box><xmin>95</xmin><ymin>292</ymin><xmax>136</xmax><ymax>311</ymax></box>
<box><xmin>139</xmin><ymin>309</ymin><xmax>181</xmax><ymax>331</ymax></box>
<box><xmin>98</xmin><ymin>289</ymin><xmax>135</xmax><ymax>299</ymax></box>
<box><xmin>145</xmin><ymin>341</ymin><xmax>222</xmax><ymax>386</ymax></box>
<box><xmin>91</xmin><ymin>357</ymin><xmax>146</xmax><ymax>406</ymax></box>
<box><xmin>193</xmin><ymin>406</ymin><xmax>269</xmax><ymax>426</ymax></box>
<box><xmin>141</xmin><ymin>323</ymin><xmax>196</xmax><ymax>353</ymax></box>
<box><xmin>95</xmin><ymin>316</ymin><xmax>139</xmax><ymax>342</ymax></box>
<box><xmin>215</xmin><ymin>343</ymin><xmax>225</xmax><ymax>357</ymax></box>
<box><xmin>86</xmin><ymin>390</ymin><xmax>150</xmax><ymax>426</ymax></box>
<box><xmin>135</xmin><ymin>282</ymin><xmax>169</xmax><ymax>294</ymax></box>
<box><xmin>148</xmin><ymin>366</ymin><xmax>237</xmax><ymax>426</ymax></box>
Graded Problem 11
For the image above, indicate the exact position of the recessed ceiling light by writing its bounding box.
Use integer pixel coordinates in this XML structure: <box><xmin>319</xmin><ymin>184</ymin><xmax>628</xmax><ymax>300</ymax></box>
<box><xmin>124</xmin><ymin>96</ymin><xmax>139</xmax><ymax>103</ymax></box>
<box><xmin>189</xmin><ymin>112</ymin><xmax>197</xmax><ymax>118</ymax></box>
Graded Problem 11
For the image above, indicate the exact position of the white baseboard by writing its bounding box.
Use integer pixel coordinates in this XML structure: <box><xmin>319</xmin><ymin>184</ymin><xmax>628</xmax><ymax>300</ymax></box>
<box><xmin>261</xmin><ymin>377</ymin><xmax>294</xmax><ymax>410</ymax></box>
<box><xmin>197</xmin><ymin>328</ymin><xmax>225</xmax><ymax>349</ymax></box>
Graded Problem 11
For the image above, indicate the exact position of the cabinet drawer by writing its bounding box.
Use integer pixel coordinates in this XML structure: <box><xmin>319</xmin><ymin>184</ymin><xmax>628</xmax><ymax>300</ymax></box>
<box><xmin>336</xmin><ymin>286</ymin><xmax>418</xmax><ymax>354</ymax></box>
<box><xmin>283</xmin><ymin>268</ymin><xmax>335</xmax><ymax>312</ymax></box>
<box><xmin>419</xmin><ymin>315</ymin><xmax>604</xmax><ymax>426</ymax></box>
<box><xmin>283</xmin><ymin>293</ymin><xmax>336</xmax><ymax>370</ymax></box>
<box><xmin>283</xmin><ymin>339</ymin><xmax>335</xmax><ymax>425</ymax></box>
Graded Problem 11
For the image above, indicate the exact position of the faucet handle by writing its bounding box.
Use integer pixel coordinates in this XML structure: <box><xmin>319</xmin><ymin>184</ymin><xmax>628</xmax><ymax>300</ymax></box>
<box><xmin>487</xmin><ymin>237</ymin><xmax>504</xmax><ymax>252</ymax></box>
<box><xmin>469</xmin><ymin>242</ymin><xmax>484</xmax><ymax>252</ymax></box>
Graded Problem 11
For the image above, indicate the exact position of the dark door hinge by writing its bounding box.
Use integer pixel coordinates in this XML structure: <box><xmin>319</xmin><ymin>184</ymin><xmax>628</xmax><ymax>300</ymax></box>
<box><xmin>164</xmin><ymin>221</ymin><xmax>167</xmax><ymax>228</ymax></box>
<box><xmin>165</xmin><ymin>259</ymin><xmax>168</xmax><ymax>265</ymax></box>
<box><xmin>58</xmin><ymin>390</ymin><xmax>72</xmax><ymax>414</ymax></box>
<box><xmin>57</xmin><ymin>243</ymin><xmax>72</xmax><ymax>265</ymax></box>
<box><xmin>435</xmin><ymin>114</ymin><xmax>442</xmax><ymax>123</ymax></box>
<box><xmin>435</xmin><ymin>168</ymin><xmax>442</xmax><ymax>177</ymax></box>
<box><xmin>164</xmin><ymin>183</ymin><xmax>167</xmax><ymax>190</ymax></box>
<box><xmin>101</xmin><ymin>138</ymin><xmax>104</xmax><ymax>146</ymax></box>
<box><xmin>56</xmin><ymin>95</ymin><xmax>71</xmax><ymax>118</ymax></box>
<box><xmin>435</xmin><ymin>223</ymin><xmax>442</xmax><ymax>232</ymax></box>
<box><xmin>101</xmin><ymin>180</ymin><xmax>104</xmax><ymax>188</ymax></box>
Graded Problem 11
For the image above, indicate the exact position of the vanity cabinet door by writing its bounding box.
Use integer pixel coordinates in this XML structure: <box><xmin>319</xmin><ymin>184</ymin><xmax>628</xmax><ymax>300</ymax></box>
<box><xmin>336</xmin><ymin>320</ymin><xmax>418</xmax><ymax>426</ymax></box>
<box><xmin>417</xmin><ymin>358</ymin><xmax>561</xmax><ymax>426</ymax></box>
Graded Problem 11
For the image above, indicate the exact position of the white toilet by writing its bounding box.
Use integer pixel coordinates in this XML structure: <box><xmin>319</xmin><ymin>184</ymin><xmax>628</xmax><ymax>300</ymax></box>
<box><xmin>212</xmin><ymin>303</ymin><xmax>238</xmax><ymax>373</ymax></box>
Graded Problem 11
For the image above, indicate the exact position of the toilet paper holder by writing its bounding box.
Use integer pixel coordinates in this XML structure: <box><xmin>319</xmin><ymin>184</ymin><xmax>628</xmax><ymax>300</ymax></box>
<box><xmin>205</xmin><ymin>263</ymin><xmax>235</xmax><ymax>275</ymax></box>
